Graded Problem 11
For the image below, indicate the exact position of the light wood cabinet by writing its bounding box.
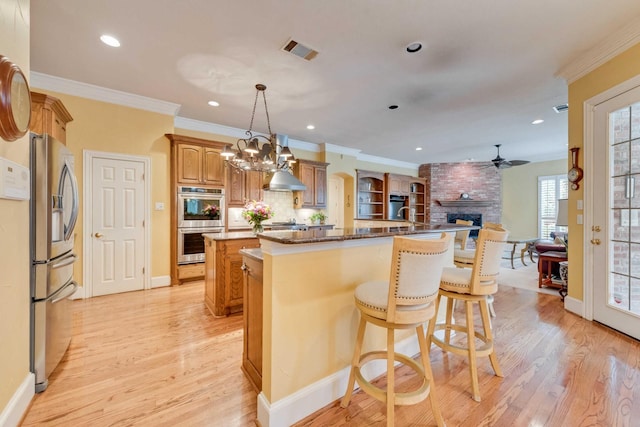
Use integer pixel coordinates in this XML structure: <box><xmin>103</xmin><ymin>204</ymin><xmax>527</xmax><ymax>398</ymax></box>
<box><xmin>387</xmin><ymin>173</ymin><xmax>411</xmax><ymax>196</ymax></box>
<box><xmin>176</xmin><ymin>143</ymin><xmax>224</xmax><ymax>186</ymax></box>
<box><xmin>408</xmin><ymin>178</ymin><xmax>427</xmax><ymax>223</ymax></box>
<box><xmin>357</xmin><ymin>170</ymin><xmax>386</xmax><ymax>219</ymax></box>
<box><xmin>227</xmin><ymin>169</ymin><xmax>264</xmax><ymax>208</ymax></box>
<box><xmin>204</xmin><ymin>237</ymin><xmax>260</xmax><ymax>317</ymax></box>
<box><xmin>30</xmin><ymin>92</ymin><xmax>73</xmax><ymax>144</ymax></box>
<box><xmin>241</xmin><ymin>251</ymin><xmax>263</xmax><ymax>392</ymax></box>
<box><xmin>294</xmin><ymin>159</ymin><xmax>329</xmax><ymax>208</ymax></box>
<box><xmin>166</xmin><ymin>134</ymin><xmax>229</xmax><ymax>286</ymax></box>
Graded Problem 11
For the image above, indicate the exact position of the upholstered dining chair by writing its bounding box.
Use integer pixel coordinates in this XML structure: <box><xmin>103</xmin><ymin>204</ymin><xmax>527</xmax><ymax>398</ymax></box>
<box><xmin>427</xmin><ymin>224</ymin><xmax>508</xmax><ymax>402</ymax></box>
<box><xmin>341</xmin><ymin>234</ymin><xmax>450</xmax><ymax>427</ymax></box>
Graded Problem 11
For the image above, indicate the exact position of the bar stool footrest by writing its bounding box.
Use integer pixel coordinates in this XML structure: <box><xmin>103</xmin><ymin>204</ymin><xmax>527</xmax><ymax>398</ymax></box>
<box><xmin>354</xmin><ymin>350</ymin><xmax>431</xmax><ymax>406</ymax></box>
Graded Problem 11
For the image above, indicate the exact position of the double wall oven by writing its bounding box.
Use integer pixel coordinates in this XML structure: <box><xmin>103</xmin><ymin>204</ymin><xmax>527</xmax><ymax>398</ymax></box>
<box><xmin>177</xmin><ymin>186</ymin><xmax>224</xmax><ymax>264</ymax></box>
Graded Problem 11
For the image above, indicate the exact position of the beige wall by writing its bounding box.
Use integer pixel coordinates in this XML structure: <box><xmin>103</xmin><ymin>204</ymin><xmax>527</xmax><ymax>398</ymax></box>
<box><xmin>568</xmin><ymin>41</ymin><xmax>640</xmax><ymax>301</ymax></box>
<box><xmin>29</xmin><ymin>89</ymin><xmax>175</xmax><ymax>281</ymax></box>
<box><xmin>0</xmin><ymin>0</ymin><xmax>31</xmax><ymax>412</ymax></box>
<box><xmin>502</xmin><ymin>159</ymin><xmax>567</xmax><ymax>238</ymax></box>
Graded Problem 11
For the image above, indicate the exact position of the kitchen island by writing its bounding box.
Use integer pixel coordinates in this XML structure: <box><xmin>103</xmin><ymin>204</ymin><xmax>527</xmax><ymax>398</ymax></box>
<box><xmin>248</xmin><ymin>223</ymin><xmax>477</xmax><ymax>427</ymax></box>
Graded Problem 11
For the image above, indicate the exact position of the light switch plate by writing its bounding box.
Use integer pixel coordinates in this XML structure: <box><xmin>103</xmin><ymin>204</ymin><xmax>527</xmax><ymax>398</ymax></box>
<box><xmin>577</xmin><ymin>199</ymin><xmax>583</xmax><ymax>210</ymax></box>
<box><xmin>155</xmin><ymin>202</ymin><xmax>165</xmax><ymax>211</ymax></box>
<box><xmin>0</xmin><ymin>157</ymin><xmax>29</xmax><ymax>200</ymax></box>
<box><xmin>577</xmin><ymin>214</ymin><xmax>583</xmax><ymax>225</ymax></box>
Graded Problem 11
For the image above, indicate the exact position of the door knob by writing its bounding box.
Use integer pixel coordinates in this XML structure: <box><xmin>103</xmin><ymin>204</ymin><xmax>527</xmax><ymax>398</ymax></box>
<box><xmin>590</xmin><ymin>238</ymin><xmax>601</xmax><ymax>245</ymax></box>
<box><xmin>94</xmin><ymin>232</ymin><xmax>103</xmax><ymax>238</ymax></box>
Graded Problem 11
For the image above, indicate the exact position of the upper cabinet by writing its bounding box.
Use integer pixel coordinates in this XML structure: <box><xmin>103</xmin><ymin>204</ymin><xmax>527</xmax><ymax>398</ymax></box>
<box><xmin>227</xmin><ymin>169</ymin><xmax>264</xmax><ymax>208</ymax></box>
<box><xmin>357</xmin><ymin>170</ymin><xmax>386</xmax><ymax>219</ymax></box>
<box><xmin>176</xmin><ymin>143</ymin><xmax>224</xmax><ymax>186</ymax></box>
<box><xmin>386</xmin><ymin>173</ymin><xmax>411</xmax><ymax>196</ymax></box>
<box><xmin>30</xmin><ymin>92</ymin><xmax>73</xmax><ymax>144</ymax></box>
<box><xmin>167</xmin><ymin>134</ymin><xmax>227</xmax><ymax>187</ymax></box>
<box><xmin>294</xmin><ymin>160</ymin><xmax>329</xmax><ymax>209</ymax></box>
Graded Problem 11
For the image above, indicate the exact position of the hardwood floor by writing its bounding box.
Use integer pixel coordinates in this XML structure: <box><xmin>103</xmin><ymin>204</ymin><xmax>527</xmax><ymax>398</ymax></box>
<box><xmin>22</xmin><ymin>281</ymin><xmax>640</xmax><ymax>426</ymax></box>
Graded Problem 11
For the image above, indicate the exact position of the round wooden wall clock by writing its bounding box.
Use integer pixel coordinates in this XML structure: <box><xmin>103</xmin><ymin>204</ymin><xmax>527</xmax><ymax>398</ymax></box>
<box><xmin>0</xmin><ymin>55</ymin><xmax>32</xmax><ymax>142</ymax></box>
<box><xmin>568</xmin><ymin>147</ymin><xmax>583</xmax><ymax>190</ymax></box>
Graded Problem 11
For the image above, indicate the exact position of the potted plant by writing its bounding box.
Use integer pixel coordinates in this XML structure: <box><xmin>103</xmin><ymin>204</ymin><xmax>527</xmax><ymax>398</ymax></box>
<box><xmin>309</xmin><ymin>211</ymin><xmax>328</xmax><ymax>225</ymax></box>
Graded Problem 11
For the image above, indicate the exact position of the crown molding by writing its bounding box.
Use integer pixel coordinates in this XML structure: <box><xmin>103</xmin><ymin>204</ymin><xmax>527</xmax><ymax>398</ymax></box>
<box><xmin>357</xmin><ymin>152</ymin><xmax>420</xmax><ymax>170</ymax></box>
<box><xmin>29</xmin><ymin>72</ymin><xmax>181</xmax><ymax>116</ymax></box>
<box><xmin>174</xmin><ymin>116</ymin><xmax>248</xmax><ymax>138</ymax></box>
<box><xmin>323</xmin><ymin>142</ymin><xmax>362</xmax><ymax>157</ymax></box>
<box><xmin>557</xmin><ymin>20</ymin><xmax>640</xmax><ymax>83</ymax></box>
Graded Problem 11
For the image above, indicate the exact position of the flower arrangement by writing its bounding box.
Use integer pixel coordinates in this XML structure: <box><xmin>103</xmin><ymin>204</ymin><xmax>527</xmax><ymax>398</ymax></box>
<box><xmin>242</xmin><ymin>200</ymin><xmax>274</xmax><ymax>233</ymax></box>
<box><xmin>309</xmin><ymin>211</ymin><xmax>328</xmax><ymax>224</ymax></box>
<box><xmin>202</xmin><ymin>204</ymin><xmax>219</xmax><ymax>218</ymax></box>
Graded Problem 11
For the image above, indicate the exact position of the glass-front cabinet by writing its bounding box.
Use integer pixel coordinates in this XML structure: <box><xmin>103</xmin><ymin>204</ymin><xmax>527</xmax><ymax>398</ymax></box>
<box><xmin>357</xmin><ymin>170</ymin><xmax>385</xmax><ymax>219</ymax></box>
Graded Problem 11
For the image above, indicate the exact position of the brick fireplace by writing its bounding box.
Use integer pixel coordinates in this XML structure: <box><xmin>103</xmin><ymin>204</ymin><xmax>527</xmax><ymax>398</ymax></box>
<box><xmin>418</xmin><ymin>162</ymin><xmax>502</xmax><ymax>228</ymax></box>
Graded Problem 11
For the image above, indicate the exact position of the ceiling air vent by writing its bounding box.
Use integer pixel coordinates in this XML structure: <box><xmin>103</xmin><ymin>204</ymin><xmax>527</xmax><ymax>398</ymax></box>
<box><xmin>553</xmin><ymin>103</ymin><xmax>569</xmax><ymax>113</ymax></box>
<box><xmin>282</xmin><ymin>39</ymin><xmax>319</xmax><ymax>61</ymax></box>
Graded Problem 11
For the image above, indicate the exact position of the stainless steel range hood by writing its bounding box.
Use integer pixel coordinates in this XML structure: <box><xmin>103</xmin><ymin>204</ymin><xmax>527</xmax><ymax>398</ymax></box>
<box><xmin>265</xmin><ymin>170</ymin><xmax>306</xmax><ymax>191</ymax></box>
<box><xmin>263</xmin><ymin>134</ymin><xmax>307</xmax><ymax>191</ymax></box>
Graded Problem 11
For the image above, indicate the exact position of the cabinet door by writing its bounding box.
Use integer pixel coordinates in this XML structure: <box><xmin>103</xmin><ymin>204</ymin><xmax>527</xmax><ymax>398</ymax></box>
<box><xmin>246</xmin><ymin>170</ymin><xmax>263</xmax><ymax>202</ymax></box>
<box><xmin>227</xmin><ymin>169</ymin><xmax>246</xmax><ymax>207</ymax></box>
<box><xmin>314</xmin><ymin>166</ymin><xmax>327</xmax><ymax>207</ymax></box>
<box><xmin>177</xmin><ymin>144</ymin><xmax>203</xmax><ymax>184</ymax></box>
<box><xmin>243</xmin><ymin>256</ymin><xmax>263</xmax><ymax>390</ymax></box>
<box><xmin>225</xmin><ymin>253</ymin><xmax>245</xmax><ymax>308</ymax></box>
<box><xmin>299</xmin><ymin>163</ymin><xmax>315</xmax><ymax>206</ymax></box>
<box><xmin>203</xmin><ymin>147</ymin><xmax>225</xmax><ymax>186</ymax></box>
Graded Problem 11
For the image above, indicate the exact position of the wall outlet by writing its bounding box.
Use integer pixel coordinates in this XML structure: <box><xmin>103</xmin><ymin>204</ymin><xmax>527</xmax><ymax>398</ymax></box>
<box><xmin>155</xmin><ymin>202</ymin><xmax>165</xmax><ymax>211</ymax></box>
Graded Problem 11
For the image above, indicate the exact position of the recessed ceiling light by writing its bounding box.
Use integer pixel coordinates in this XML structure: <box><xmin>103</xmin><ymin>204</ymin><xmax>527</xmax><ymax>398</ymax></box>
<box><xmin>100</xmin><ymin>34</ymin><xmax>120</xmax><ymax>47</ymax></box>
<box><xmin>208</xmin><ymin>100</ymin><xmax>220</xmax><ymax>107</ymax></box>
<box><xmin>388</xmin><ymin>105</ymin><xmax>399</xmax><ymax>110</ymax></box>
<box><xmin>306</xmin><ymin>124</ymin><xmax>315</xmax><ymax>130</ymax></box>
<box><xmin>406</xmin><ymin>42</ymin><xmax>422</xmax><ymax>53</ymax></box>
<box><xmin>415</xmin><ymin>147</ymin><xmax>423</xmax><ymax>151</ymax></box>
<box><xmin>532</xmin><ymin>119</ymin><xmax>544</xmax><ymax>125</ymax></box>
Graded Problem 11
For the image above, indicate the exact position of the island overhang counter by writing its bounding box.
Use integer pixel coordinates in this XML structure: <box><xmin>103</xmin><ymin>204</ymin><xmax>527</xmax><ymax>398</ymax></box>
<box><xmin>252</xmin><ymin>223</ymin><xmax>477</xmax><ymax>427</ymax></box>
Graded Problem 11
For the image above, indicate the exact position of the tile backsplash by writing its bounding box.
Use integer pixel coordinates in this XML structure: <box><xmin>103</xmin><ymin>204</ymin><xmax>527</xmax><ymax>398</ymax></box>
<box><xmin>227</xmin><ymin>191</ymin><xmax>323</xmax><ymax>229</ymax></box>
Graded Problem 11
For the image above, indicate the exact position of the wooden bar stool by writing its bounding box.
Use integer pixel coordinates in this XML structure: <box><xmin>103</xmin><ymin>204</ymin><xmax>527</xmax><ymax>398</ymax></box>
<box><xmin>341</xmin><ymin>234</ymin><xmax>451</xmax><ymax>427</ymax></box>
<box><xmin>427</xmin><ymin>225</ymin><xmax>508</xmax><ymax>402</ymax></box>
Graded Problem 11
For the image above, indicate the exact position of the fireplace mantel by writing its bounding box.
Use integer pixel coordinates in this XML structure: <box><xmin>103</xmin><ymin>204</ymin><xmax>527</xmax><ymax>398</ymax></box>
<box><xmin>437</xmin><ymin>200</ymin><xmax>493</xmax><ymax>207</ymax></box>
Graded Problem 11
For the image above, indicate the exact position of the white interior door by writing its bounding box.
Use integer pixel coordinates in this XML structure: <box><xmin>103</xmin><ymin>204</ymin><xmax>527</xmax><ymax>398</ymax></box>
<box><xmin>592</xmin><ymin>85</ymin><xmax>640</xmax><ymax>340</ymax></box>
<box><xmin>90</xmin><ymin>155</ymin><xmax>146</xmax><ymax>296</ymax></box>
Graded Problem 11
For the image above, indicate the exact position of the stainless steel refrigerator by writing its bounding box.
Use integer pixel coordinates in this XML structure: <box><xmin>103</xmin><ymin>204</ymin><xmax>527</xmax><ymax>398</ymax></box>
<box><xmin>30</xmin><ymin>133</ymin><xmax>80</xmax><ymax>392</ymax></box>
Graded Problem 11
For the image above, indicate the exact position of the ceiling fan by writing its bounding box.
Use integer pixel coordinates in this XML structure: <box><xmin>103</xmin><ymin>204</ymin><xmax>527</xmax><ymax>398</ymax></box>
<box><xmin>487</xmin><ymin>144</ymin><xmax>530</xmax><ymax>169</ymax></box>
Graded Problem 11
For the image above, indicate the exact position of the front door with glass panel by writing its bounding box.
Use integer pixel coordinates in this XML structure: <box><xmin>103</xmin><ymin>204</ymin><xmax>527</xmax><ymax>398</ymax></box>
<box><xmin>592</xmin><ymin>85</ymin><xmax>640</xmax><ymax>340</ymax></box>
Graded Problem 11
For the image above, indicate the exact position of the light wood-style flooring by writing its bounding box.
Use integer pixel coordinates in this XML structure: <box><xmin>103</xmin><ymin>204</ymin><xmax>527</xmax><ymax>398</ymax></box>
<box><xmin>21</xmin><ymin>281</ymin><xmax>640</xmax><ymax>426</ymax></box>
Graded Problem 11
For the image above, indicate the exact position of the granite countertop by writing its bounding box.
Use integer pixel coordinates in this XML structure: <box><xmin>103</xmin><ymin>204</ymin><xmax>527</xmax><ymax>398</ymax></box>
<box><xmin>203</xmin><ymin>231</ymin><xmax>258</xmax><ymax>241</ymax></box>
<box><xmin>256</xmin><ymin>223</ymin><xmax>479</xmax><ymax>244</ymax></box>
<box><xmin>239</xmin><ymin>248</ymin><xmax>263</xmax><ymax>261</ymax></box>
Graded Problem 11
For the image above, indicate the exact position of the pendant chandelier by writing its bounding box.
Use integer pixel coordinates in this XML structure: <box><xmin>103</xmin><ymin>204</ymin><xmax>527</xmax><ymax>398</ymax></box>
<box><xmin>221</xmin><ymin>84</ymin><xmax>297</xmax><ymax>173</ymax></box>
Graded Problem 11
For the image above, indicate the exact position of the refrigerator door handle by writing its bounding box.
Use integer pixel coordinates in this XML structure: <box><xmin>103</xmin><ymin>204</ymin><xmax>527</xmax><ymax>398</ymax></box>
<box><xmin>61</xmin><ymin>160</ymin><xmax>79</xmax><ymax>241</ymax></box>
<box><xmin>48</xmin><ymin>280</ymin><xmax>79</xmax><ymax>304</ymax></box>
<box><xmin>50</xmin><ymin>252</ymin><xmax>78</xmax><ymax>269</ymax></box>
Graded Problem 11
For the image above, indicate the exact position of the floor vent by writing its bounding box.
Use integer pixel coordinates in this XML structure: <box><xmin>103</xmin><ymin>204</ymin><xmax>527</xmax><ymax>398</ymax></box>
<box><xmin>553</xmin><ymin>103</ymin><xmax>569</xmax><ymax>113</ymax></box>
<box><xmin>282</xmin><ymin>39</ymin><xmax>319</xmax><ymax>61</ymax></box>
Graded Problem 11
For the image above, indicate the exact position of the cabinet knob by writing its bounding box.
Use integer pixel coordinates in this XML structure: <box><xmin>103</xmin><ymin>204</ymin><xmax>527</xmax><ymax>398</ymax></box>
<box><xmin>241</xmin><ymin>263</ymin><xmax>248</xmax><ymax>271</ymax></box>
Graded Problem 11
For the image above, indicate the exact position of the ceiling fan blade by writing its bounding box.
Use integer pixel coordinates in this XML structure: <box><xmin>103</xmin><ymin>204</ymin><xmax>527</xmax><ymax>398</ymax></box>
<box><xmin>509</xmin><ymin>160</ymin><xmax>530</xmax><ymax>166</ymax></box>
<box><xmin>498</xmin><ymin>161</ymin><xmax>512</xmax><ymax>169</ymax></box>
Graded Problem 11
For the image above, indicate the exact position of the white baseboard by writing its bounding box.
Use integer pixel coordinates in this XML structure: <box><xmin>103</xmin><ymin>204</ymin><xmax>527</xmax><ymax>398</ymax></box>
<box><xmin>257</xmin><ymin>334</ymin><xmax>421</xmax><ymax>427</ymax></box>
<box><xmin>564</xmin><ymin>295</ymin><xmax>583</xmax><ymax>317</ymax></box>
<box><xmin>0</xmin><ymin>373</ymin><xmax>34</xmax><ymax>427</ymax></box>
<box><xmin>151</xmin><ymin>275</ymin><xmax>171</xmax><ymax>288</ymax></box>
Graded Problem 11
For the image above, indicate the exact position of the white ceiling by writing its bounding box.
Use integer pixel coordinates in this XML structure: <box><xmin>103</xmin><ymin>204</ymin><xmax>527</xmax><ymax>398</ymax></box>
<box><xmin>30</xmin><ymin>0</ymin><xmax>640</xmax><ymax>166</ymax></box>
